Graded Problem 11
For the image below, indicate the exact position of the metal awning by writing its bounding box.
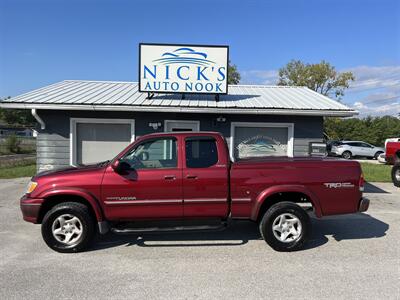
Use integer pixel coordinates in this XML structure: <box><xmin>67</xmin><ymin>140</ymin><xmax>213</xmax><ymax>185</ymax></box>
<box><xmin>0</xmin><ymin>80</ymin><xmax>358</xmax><ymax>117</ymax></box>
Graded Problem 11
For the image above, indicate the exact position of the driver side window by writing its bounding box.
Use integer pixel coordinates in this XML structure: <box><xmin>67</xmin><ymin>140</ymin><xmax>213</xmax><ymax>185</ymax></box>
<box><xmin>122</xmin><ymin>138</ymin><xmax>177</xmax><ymax>170</ymax></box>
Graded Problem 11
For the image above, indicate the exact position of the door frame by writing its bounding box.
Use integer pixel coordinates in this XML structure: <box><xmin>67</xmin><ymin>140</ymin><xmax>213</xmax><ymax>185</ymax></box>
<box><xmin>70</xmin><ymin>118</ymin><xmax>135</xmax><ymax>166</ymax></box>
<box><xmin>230</xmin><ymin>122</ymin><xmax>294</xmax><ymax>161</ymax></box>
<box><xmin>164</xmin><ymin>120</ymin><xmax>200</xmax><ymax>132</ymax></box>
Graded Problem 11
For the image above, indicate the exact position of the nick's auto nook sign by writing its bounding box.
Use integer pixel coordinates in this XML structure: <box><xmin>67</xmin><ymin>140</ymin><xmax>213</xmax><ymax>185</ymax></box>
<box><xmin>139</xmin><ymin>43</ymin><xmax>229</xmax><ymax>94</ymax></box>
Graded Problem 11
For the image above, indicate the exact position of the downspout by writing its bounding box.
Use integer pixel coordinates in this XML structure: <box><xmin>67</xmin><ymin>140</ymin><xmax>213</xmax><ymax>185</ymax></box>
<box><xmin>31</xmin><ymin>108</ymin><xmax>45</xmax><ymax>130</ymax></box>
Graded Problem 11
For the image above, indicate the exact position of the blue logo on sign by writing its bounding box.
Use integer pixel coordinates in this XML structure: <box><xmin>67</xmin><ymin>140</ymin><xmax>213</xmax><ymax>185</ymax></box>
<box><xmin>153</xmin><ymin>47</ymin><xmax>215</xmax><ymax>66</ymax></box>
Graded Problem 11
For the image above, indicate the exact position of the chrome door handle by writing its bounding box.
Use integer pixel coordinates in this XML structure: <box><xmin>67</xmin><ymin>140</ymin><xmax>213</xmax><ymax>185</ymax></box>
<box><xmin>186</xmin><ymin>175</ymin><xmax>198</xmax><ymax>179</ymax></box>
<box><xmin>164</xmin><ymin>175</ymin><xmax>176</xmax><ymax>180</ymax></box>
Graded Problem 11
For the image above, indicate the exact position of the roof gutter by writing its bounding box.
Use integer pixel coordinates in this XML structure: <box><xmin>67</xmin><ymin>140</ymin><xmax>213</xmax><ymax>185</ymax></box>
<box><xmin>1</xmin><ymin>103</ymin><xmax>358</xmax><ymax>117</ymax></box>
<box><xmin>31</xmin><ymin>108</ymin><xmax>45</xmax><ymax>130</ymax></box>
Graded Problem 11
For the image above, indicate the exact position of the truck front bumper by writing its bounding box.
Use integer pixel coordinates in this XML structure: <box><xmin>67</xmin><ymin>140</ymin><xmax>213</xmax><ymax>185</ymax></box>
<box><xmin>20</xmin><ymin>195</ymin><xmax>44</xmax><ymax>223</ymax></box>
<box><xmin>358</xmin><ymin>197</ymin><xmax>369</xmax><ymax>213</ymax></box>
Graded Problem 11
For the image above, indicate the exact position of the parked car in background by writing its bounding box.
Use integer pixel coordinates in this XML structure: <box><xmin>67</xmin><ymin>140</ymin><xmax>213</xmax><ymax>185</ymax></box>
<box><xmin>330</xmin><ymin>141</ymin><xmax>384</xmax><ymax>160</ymax></box>
<box><xmin>385</xmin><ymin>139</ymin><xmax>400</xmax><ymax>188</ymax></box>
<box><xmin>385</xmin><ymin>139</ymin><xmax>400</xmax><ymax>165</ymax></box>
<box><xmin>377</xmin><ymin>153</ymin><xmax>387</xmax><ymax>164</ymax></box>
<box><xmin>326</xmin><ymin>140</ymin><xmax>341</xmax><ymax>156</ymax></box>
<box><xmin>385</xmin><ymin>138</ymin><xmax>400</xmax><ymax>148</ymax></box>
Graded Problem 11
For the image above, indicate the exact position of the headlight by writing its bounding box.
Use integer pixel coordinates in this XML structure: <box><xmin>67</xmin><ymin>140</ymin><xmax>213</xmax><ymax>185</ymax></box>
<box><xmin>26</xmin><ymin>181</ymin><xmax>38</xmax><ymax>194</ymax></box>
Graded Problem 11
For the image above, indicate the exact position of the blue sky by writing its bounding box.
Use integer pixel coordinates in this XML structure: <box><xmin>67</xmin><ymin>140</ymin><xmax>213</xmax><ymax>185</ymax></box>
<box><xmin>0</xmin><ymin>0</ymin><xmax>399</xmax><ymax>116</ymax></box>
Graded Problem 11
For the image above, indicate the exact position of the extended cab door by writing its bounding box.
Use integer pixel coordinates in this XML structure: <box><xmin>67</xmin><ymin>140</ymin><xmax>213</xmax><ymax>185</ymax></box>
<box><xmin>182</xmin><ymin>135</ymin><xmax>229</xmax><ymax>218</ymax></box>
<box><xmin>101</xmin><ymin>136</ymin><xmax>183</xmax><ymax>220</ymax></box>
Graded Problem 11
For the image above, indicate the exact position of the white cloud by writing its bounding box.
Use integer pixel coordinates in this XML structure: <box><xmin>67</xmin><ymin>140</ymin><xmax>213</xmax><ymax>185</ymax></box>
<box><xmin>352</xmin><ymin>101</ymin><xmax>400</xmax><ymax>118</ymax></box>
<box><xmin>240</xmin><ymin>64</ymin><xmax>400</xmax><ymax>117</ymax></box>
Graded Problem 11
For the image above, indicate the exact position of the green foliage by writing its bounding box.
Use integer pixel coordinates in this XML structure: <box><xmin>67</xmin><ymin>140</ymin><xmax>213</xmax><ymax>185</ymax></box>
<box><xmin>4</xmin><ymin>135</ymin><xmax>22</xmax><ymax>153</ymax></box>
<box><xmin>0</xmin><ymin>164</ymin><xmax>36</xmax><ymax>179</ymax></box>
<box><xmin>324</xmin><ymin>116</ymin><xmax>400</xmax><ymax>146</ymax></box>
<box><xmin>0</xmin><ymin>97</ymin><xmax>35</xmax><ymax>126</ymax></box>
<box><xmin>0</xmin><ymin>108</ymin><xmax>36</xmax><ymax>126</ymax></box>
<box><xmin>278</xmin><ymin>60</ymin><xmax>354</xmax><ymax>99</ymax></box>
<box><xmin>228</xmin><ymin>60</ymin><xmax>241</xmax><ymax>84</ymax></box>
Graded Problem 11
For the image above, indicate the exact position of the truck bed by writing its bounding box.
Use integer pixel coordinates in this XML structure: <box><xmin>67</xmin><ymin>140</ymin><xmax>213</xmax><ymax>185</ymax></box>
<box><xmin>230</xmin><ymin>156</ymin><xmax>362</xmax><ymax>219</ymax></box>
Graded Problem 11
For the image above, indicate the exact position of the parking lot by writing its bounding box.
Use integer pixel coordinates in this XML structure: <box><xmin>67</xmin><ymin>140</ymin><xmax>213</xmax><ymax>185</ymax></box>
<box><xmin>0</xmin><ymin>178</ymin><xmax>399</xmax><ymax>299</ymax></box>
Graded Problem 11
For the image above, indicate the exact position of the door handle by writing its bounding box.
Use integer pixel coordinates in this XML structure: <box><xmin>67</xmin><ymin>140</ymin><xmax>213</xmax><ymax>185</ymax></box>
<box><xmin>186</xmin><ymin>175</ymin><xmax>198</xmax><ymax>179</ymax></box>
<box><xmin>164</xmin><ymin>175</ymin><xmax>176</xmax><ymax>180</ymax></box>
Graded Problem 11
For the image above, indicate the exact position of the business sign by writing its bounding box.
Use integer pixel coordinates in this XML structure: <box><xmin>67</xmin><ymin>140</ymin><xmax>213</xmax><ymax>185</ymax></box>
<box><xmin>139</xmin><ymin>43</ymin><xmax>229</xmax><ymax>94</ymax></box>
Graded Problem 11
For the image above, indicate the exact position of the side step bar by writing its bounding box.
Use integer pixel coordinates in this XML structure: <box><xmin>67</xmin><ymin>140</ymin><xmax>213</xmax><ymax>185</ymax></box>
<box><xmin>111</xmin><ymin>223</ymin><xmax>228</xmax><ymax>234</ymax></box>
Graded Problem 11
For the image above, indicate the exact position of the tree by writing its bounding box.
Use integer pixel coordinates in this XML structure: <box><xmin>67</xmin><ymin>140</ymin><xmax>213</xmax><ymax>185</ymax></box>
<box><xmin>324</xmin><ymin>116</ymin><xmax>400</xmax><ymax>146</ymax></box>
<box><xmin>278</xmin><ymin>60</ymin><xmax>354</xmax><ymax>99</ymax></box>
<box><xmin>0</xmin><ymin>97</ymin><xmax>36</xmax><ymax>126</ymax></box>
<box><xmin>228</xmin><ymin>60</ymin><xmax>241</xmax><ymax>84</ymax></box>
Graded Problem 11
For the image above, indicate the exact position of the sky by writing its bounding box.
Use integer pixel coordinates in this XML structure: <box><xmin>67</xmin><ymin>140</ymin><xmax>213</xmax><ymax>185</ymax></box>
<box><xmin>0</xmin><ymin>0</ymin><xmax>399</xmax><ymax>117</ymax></box>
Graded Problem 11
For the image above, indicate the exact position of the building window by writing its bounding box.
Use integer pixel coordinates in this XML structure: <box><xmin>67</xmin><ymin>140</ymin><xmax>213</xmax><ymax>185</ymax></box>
<box><xmin>70</xmin><ymin>118</ymin><xmax>135</xmax><ymax>166</ymax></box>
<box><xmin>230</xmin><ymin>122</ymin><xmax>294</xmax><ymax>160</ymax></box>
<box><xmin>185</xmin><ymin>137</ymin><xmax>218</xmax><ymax>168</ymax></box>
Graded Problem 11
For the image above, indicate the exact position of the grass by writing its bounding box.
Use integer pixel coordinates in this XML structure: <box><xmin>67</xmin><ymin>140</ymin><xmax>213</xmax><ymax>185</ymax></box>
<box><xmin>360</xmin><ymin>162</ymin><xmax>392</xmax><ymax>182</ymax></box>
<box><xmin>0</xmin><ymin>160</ymin><xmax>36</xmax><ymax>179</ymax></box>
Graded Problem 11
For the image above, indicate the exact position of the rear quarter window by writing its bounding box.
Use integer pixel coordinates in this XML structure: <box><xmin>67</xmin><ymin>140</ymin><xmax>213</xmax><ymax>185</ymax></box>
<box><xmin>185</xmin><ymin>138</ymin><xmax>218</xmax><ymax>168</ymax></box>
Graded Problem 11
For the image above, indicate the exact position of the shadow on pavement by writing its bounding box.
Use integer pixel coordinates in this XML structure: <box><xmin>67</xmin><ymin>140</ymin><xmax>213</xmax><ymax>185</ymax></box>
<box><xmin>305</xmin><ymin>213</ymin><xmax>389</xmax><ymax>249</ymax></box>
<box><xmin>364</xmin><ymin>182</ymin><xmax>389</xmax><ymax>194</ymax></box>
<box><xmin>90</xmin><ymin>213</ymin><xmax>389</xmax><ymax>252</ymax></box>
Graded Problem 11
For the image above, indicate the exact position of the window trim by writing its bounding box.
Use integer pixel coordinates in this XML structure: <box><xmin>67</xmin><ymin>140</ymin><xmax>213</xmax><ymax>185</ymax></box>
<box><xmin>70</xmin><ymin>118</ymin><xmax>135</xmax><ymax>166</ymax></box>
<box><xmin>164</xmin><ymin>120</ymin><xmax>200</xmax><ymax>132</ymax></box>
<box><xmin>230</xmin><ymin>122</ymin><xmax>294</xmax><ymax>161</ymax></box>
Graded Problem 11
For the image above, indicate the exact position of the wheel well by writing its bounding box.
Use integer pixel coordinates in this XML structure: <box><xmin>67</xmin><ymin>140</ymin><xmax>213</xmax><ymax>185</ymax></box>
<box><xmin>395</xmin><ymin>151</ymin><xmax>400</xmax><ymax>163</ymax></box>
<box><xmin>37</xmin><ymin>195</ymin><xmax>97</xmax><ymax>224</ymax></box>
<box><xmin>256</xmin><ymin>192</ymin><xmax>312</xmax><ymax>222</ymax></box>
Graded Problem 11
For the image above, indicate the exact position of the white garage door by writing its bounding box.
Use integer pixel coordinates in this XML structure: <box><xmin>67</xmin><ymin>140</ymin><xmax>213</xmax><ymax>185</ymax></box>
<box><xmin>71</xmin><ymin>118</ymin><xmax>135</xmax><ymax>165</ymax></box>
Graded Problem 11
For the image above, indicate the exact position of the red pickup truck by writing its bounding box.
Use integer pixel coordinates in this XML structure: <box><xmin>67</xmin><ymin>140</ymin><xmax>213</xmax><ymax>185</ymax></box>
<box><xmin>386</xmin><ymin>141</ymin><xmax>400</xmax><ymax>186</ymax></box>
<box><xmin>21</xmin><ymin>132</ymin><xmax>368</xmax><ymax>253</ymax></box>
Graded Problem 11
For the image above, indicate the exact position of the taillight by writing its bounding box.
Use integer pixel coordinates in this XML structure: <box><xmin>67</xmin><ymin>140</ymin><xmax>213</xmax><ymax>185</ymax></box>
<box><xmin>359</xmin><ymin>173</ymin><xmax>365</xmax><ymax>192</ymax></box>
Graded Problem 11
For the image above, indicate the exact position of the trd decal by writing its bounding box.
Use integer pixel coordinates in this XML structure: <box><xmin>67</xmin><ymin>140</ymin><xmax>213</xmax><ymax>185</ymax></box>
<box><xmin>323</xmin><ymin>183</ymin><xmax>354</xmax><ymax>189</ymax></box>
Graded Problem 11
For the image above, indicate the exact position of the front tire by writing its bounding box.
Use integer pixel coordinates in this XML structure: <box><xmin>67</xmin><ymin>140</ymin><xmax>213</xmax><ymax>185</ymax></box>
<box><xmin>392</xmin><ymin>165</ymin><xmax>400</xmax><ymax>188</ymax></box>
<box><xmin>259</xmin><ymin>202</ymin><xmax>311</xmax><ymax>252</ymax></box>
<box><xmin>41</xmin><ymin>202</ymin><xmax>95</xmax><ymax>253</ymax></box>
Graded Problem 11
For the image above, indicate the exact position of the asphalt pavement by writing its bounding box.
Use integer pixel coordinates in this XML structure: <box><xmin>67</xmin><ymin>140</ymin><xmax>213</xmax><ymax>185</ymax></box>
<box><xmin>0</xmin><ymin>178</ymin><xmax>399</xmax><ymax>299</ymax></box>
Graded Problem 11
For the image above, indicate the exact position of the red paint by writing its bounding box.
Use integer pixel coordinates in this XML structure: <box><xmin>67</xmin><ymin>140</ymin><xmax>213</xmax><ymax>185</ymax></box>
<box><xmin>21</xmin><ymin>132</ymin><xmax>365</xmax><ymax>225</ymax></box>
<box><xmin>385</xmin><ymin>142</ymin><xmax>400</xmax><ymax>165</ymax></box>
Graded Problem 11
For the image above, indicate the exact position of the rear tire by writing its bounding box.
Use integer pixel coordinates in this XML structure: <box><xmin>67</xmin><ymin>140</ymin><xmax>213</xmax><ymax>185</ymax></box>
<box><xmin>41</xmin><ymin>202</ymin><xmax>95</xmax><ymax>253</ymax></box>
<box><xmin>374</xmin><ymin>151</ymin><xmax>383</xmax><ymax>160</ymax></box>
<box><xmin>342</xmin><ymin>151</ymin><xmax>352</xmax><ymax>159</ymax></box>
<box><xmin>259</xmin><ymin>202</ymin><xmax>311</xmax><ymax>252</ymax></box>
<box><xmin>392</xmin><ymin>165</ymin><xmax>400</xmax><ymax>188</ymax></box>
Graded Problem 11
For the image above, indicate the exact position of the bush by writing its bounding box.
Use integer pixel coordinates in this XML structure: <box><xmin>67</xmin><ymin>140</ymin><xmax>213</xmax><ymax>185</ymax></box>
<box><xmin>5</xmin><ymin>135</ymin><xmax>22</xmax><ymax>153</ymax></box>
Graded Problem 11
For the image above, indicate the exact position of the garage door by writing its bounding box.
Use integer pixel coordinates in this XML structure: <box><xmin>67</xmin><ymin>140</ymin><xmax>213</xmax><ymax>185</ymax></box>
<box><xmin>72</xmin><ymin>119</ymin><xmax>135</xmax><ymax>165</ymax></box>
<box><xmin>231</xmin><ymin>122</ymin><xmax>294</xmax><ymax>160</ymax></box>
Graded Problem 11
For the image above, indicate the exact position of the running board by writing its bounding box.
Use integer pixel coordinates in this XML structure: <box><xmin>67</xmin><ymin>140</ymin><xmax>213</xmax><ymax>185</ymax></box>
<box><xmin>111</xmin><ymin>223</ymin><xmax>227</xmax><ymax>234</ymax></box>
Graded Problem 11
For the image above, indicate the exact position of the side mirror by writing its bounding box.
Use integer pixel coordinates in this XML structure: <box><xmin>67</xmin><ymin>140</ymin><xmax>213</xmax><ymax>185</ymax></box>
<box><xmin>111</xmin><ymin>159</ymin><xmax>132</xmax><ymax>174</ymax></box>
